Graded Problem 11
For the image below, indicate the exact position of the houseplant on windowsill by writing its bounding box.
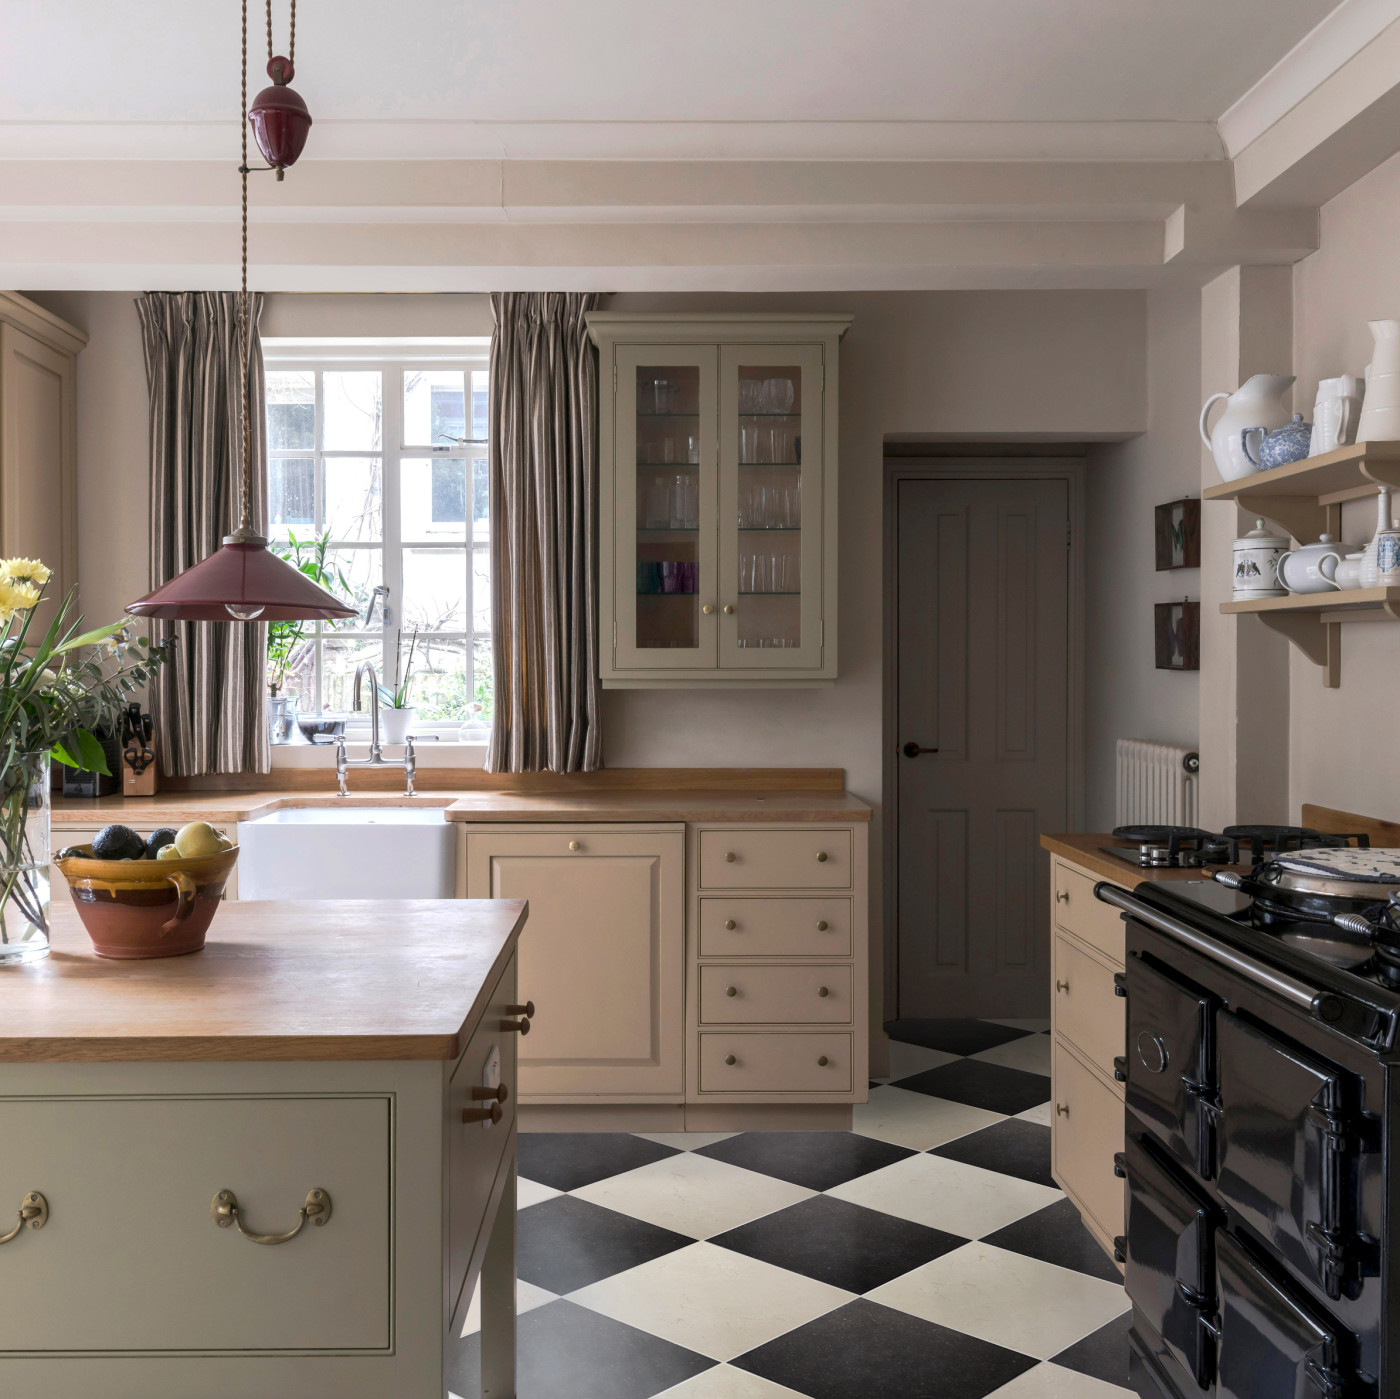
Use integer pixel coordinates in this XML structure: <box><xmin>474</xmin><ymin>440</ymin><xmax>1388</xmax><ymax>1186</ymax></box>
<box><xmin>0</xmin><ymin>559</ymin><xmax>175</xmax><ymax>964</ymax></box>
<box><xmin>266</xmin><ymin>531</ymin><xmax>349</xmax><ymax>743</ymax></box>
<box><xmin>379</xmin><ymin>626</ymin><xmax>418</xmax><ymax>745</ymax></box>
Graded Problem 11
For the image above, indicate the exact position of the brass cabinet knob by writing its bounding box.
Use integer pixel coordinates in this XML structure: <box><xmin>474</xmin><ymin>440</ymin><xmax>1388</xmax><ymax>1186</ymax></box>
<box><xmin>473</xmin><ymin>1083</ymin><xmax>509</xmax><ymax>1104</ymax></box>
<box><xmin>1056</xmin><ymin>1102</ymin><xmax>1070</xmax><ymax>1117</ymax></box>
<box><xmin>463</xmin><ymin>1101</ymin><xmax>504</xmax><ymax>1126</ymax></box>
<box><xmin>569</xmin><ymin>840</ymin><xmax>581</xmax><ymax>851</ymax></box>
<box><xmin>723</xmin><ymin>604</ymin><xmax>735</xmax><ymax>615</ymax></box>
<box><xmin>725</xmin><ymin>851</ymin><xmax>737</xmax><ymax>862</ymax></box>
<box><xmin>816</xmin><ymin>851</ymin><xmax>829</xmax><ymax>863</ymax></box>
<box><xmin>506</xmin><ymin>1002</ymin><xmax>535</xmax><ymax>1018</ymax></box>
<box><xmin>726</xmin><ymin>985</ymin><xmax>738</xmax><ymax>997</ymax></box>
<box><xmin>1055</xmin><ymin>980</ymin><xmax>1070</xmax><ymax>994</ymax></box>
<box><xmin>816</xmin><ymin>920</ymin><xmax>829</xmax><ymax>931</ymax></box>
<box><xmin>502</xmin><ymin>1017</ymin><xmax>531</xmax><ymax>1035</ymax></box>
<box><xmin>702</xmin><ymin>603</ymin><xmax>716</xmax><ymax>615</ymax></box>
<box><xmin>724</xmin><ymin>919</ymin><xmax>738</xmax><ymax>930</ymax></box>
<box><xmin>725</xmin><ymin>1054</ymin><xmax>737</xmax><ymax>1065</ymax></box>
<box><xmin>817</xmin><ymin>1056</ymin><xmax>830</xmax><ymax>1066</ymax></box>
<box><xmin>1056</xmin><ymin>890</ymin><xmax>1070</xmax><ymax>903</ymax></box>
<box><xmin>818</xmin><ymin>986</ymin><xmax>830</xmax><ymax>997</ymax></box>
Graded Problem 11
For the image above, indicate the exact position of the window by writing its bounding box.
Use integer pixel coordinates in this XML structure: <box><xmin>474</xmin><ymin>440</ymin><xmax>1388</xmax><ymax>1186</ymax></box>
<box><xmin>263</xmin><ymin>342</ymin><xmax>493</xmax><ymax>736</ymax></box>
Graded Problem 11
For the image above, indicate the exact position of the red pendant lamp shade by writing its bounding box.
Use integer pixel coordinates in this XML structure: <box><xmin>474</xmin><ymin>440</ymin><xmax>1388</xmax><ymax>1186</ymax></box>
<box><xmin>127</xmin><ymin>533</ymin><xmax>357</xmax><ymax>623</ymax></box>
<box><xmin>249</xmin><ymin>57</ymin><xmax>312</xmax><ymax>173</ymax></box>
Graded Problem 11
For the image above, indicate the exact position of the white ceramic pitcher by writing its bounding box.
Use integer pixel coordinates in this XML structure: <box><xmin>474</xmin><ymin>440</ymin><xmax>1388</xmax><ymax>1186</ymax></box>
<box><xmin>1357</xmin><ymin>320</ymin><xmax>1400</xmax><ymax>441</ymax></box>
<box><xmin>1200</xmin><ymin>375</ymin><xmax>1295</xmax><ymax>482</ymax></box>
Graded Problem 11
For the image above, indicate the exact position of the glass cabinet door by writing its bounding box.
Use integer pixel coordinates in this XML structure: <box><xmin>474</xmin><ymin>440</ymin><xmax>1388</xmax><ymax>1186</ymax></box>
<box><xmin>613</xmin><ymin>345</ymin><xmax>718</xmax><ymax>670</ymax></box>
<box><xmin>718</xmin><ymin>344</ymin><xmax>825</xmax><ymax>669</ymax></box>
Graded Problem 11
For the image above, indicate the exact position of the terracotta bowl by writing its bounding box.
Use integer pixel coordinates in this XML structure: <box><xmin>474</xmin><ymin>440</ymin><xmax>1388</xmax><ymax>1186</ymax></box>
<box><xmin>54</xmin><ymin>845</ymin><xmax>240</xmax><ymax>959</ymax></box>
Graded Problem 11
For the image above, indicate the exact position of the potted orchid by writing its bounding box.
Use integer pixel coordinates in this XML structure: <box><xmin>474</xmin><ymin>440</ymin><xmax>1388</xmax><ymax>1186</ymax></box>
<box><xmin>0</xmin><ymin>559</ymin><xmax>175</xmax><ymax>964</ymax></box>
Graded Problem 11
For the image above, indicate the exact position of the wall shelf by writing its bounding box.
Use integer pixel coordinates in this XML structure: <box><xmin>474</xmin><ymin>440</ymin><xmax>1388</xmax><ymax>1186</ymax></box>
<box><xmin>1202</xmin><ymin>440</ymin><xmax>1400</xmax><ymax>542</ymax></box>
<box><xmin>1219</xmin><ymin>587</ymin><xmax>1400</xmax><ymax>688</ymax></box>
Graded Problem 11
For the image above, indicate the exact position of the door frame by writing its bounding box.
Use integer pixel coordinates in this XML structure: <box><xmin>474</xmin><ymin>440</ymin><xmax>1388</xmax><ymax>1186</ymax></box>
<box><xmin>882</xmin><ymin>457</ymin><xmax>1086</xmax><ymax>1020</ymax></box>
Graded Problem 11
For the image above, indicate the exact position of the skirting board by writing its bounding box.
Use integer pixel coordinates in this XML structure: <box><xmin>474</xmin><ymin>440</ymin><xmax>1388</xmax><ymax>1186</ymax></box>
<box><xmin>518</xmin><ymin>1103</ymin><xmax>854</xmax><ymax>1132</ymax></box>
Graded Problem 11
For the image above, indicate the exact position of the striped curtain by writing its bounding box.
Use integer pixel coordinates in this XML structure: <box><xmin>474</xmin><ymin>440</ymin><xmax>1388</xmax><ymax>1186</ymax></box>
<box><xmin>135</xmin><ymin>292</ymin><xmax>271</xmax><ymax>777</ymax></box>
<box><xmin>486</xmin><ymin>293</ymin><xmax>602</xmax><ymax>773</ymax></box>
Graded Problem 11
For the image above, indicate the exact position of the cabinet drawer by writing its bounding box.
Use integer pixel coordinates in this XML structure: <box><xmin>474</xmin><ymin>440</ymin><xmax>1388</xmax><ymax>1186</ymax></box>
<box><xmin>699</xmin><ymin>898</ymin><xmax>852</xmax><ymax>958</ymax></box>
<box><xmin>699</xmin><ymin>828</ymin><xmax>852</xmax><ymax>889</ymax></box>
<box><xmin>448</xmin><ymin>953</ymin><xmax>517</xmax><ymax>1323</ymax></box>
<box><xmin>0</xmin><ymin>1094</ymin><xmax>389</xmax><ymax>1352</ymax></box>
<box><xmin>1053</xmin><ymin>935</ymin><xmax>1125</xmax><ymax>1085</ymax></box>
<box><xmin>700</xmin><ymin>964</ymin><xmax>851</xmax><ymax>1024</ymax></box>
<box><xmin>1051</xmin><ymin>1037</ymin><xmax>1125</xmax><ymax>1249</ymax></box>
<box><xmin>1053</xmin><ymin>859</ymin><xmax>1125</xmax><ymax>963</ymax></box>
<box><xmin>699</xmin><ymin>1032</ymin><xmax>853</xmax><ymax>1093</ymax></box>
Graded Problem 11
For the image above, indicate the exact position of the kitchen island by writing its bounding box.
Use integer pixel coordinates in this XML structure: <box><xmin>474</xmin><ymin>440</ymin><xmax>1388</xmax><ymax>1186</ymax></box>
<box><xmin>0</xmin><ymin>898</ymin><xmax>527</xmax><ymax>1399</ymax></box>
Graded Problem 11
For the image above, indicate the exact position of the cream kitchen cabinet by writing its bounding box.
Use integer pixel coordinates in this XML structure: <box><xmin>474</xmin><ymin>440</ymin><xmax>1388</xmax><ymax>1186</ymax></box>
<box><xmin>587</xmin><ymin>313</ymin><xmax>850</xmax><ymax>687</ymax></box>
<box><xmin>463</xmin><ymin>825</ymin><xmax>686</xmax><ymax>1101</ymax></box>
<box><xmin>0</xmin><ymin>293</ymin><xmax>84</xmax><ymax>630</ymax></box>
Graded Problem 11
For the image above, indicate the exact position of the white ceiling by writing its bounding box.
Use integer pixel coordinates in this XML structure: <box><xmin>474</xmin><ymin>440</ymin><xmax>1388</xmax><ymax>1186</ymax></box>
<box><xmin>0</xmin><ymin>0</ymin><xmax>1344</xmax><ymax>157</ymax></box>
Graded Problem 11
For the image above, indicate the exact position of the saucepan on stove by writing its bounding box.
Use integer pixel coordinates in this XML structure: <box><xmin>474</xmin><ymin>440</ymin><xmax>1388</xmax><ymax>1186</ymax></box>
<box><xmin>1213</xmin><ymin>846</ymin><xmax>1400</xmax><ymax>927</ymax></box>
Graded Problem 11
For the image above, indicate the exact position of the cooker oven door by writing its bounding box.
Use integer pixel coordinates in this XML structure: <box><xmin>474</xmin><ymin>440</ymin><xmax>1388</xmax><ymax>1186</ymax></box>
<box><xmin>1212</xmin><ymin>1231</ymin><xmax>1351</xmax><ymax>1399</ymax></box>
<box><xmin>1126</xmin><ymin>953</ymin><xmax>1218</xmax><ymax>1180</ymax></box>
<box><xmin>1216</xmin><ymin>1012</ymin><xmax>1372</xmax><ymax>1303</ymax></box>
<box><xmin>1118</xmin><ymin>1132</ymin><xmax>1216</xmax><ymax>1391</ymax></box>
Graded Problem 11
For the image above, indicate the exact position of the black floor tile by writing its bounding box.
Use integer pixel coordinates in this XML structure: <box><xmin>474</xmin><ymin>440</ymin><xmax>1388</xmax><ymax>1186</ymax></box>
<box><xmin>517</xmin><ymin>1195</ymin><xmax>693</xmax><ymax>1294</ymax></box>
<box><xmin>894</xmin><ymin>1057</ymin><xmax>1052</xmax><ymax>1115</ymax></box>
<box><xmin>450</xmin><ymin>1299</ymin><xmax>715</xmax><ymax>1399</ymax></box>
<box><xmin>1052</xmin><ymin>1309</ymin><xmax>1136</xmax><ymax>1387</ymax></box>
<box><xmin>732</xmin><ymin>1298</ymin><xmax>1038</xmax><ymax>1399</ymax></box>
<box><xmin>711</xmin><ymin>1194</ymin><xmax>967</xmax><ymax>1294</ymax></box>
<box><xmin>983</xmin><ymin>1198</ymin><xmax>1126</xmax><ymax>1284</ymax></box>
<box><xmin>695</xmin><ymin>1130</ymin><xmax>915</xmax><ymax>1191</ymax></box>
<box><xmin>930</xmin><ymin>1117</ymin><xmax>1055</xmax><ymax>1188</ymax></box>
<box><xmin>517</xmin><ymin>1132</ymin><xmax>680</xmax><ymax>1192</ymax></box>
<box><xmin>885</xmin><ymin>1018</ymin><xmax>1032</xmax><ymax>1056</ymax></box>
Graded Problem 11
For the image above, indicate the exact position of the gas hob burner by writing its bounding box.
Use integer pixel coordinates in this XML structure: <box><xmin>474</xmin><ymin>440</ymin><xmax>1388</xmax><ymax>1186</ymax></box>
<box><xmin>1221</xmin><ymin>824</ymin><xmax>1369</xmax><ymax>866</ymax></box>
<box><xmin>1107</xmin><ymin>825</ymin><xmax>1225</xmax><ymax>868</ymax></box>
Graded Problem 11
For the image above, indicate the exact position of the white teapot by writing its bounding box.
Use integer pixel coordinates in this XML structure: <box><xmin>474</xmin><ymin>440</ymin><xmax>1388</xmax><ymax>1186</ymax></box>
<box><xmin>1276</xmin><ymin>535</ymin><xmax>1342</xmax><ymax>594</ymax></box>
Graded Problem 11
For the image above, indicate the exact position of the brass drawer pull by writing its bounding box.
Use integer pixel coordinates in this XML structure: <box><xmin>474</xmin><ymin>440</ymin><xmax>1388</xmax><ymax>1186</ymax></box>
<box><xmin>725</xmin><ymin>851</ymin><xmax>738</xmax><ymax>863</ymax></box>
<box><xmin>818</xmin><ymin>986</ymin><xmax>830</xmax><ymax>997</ymax></box>
<box><xmin>1056</xmin><ymin>890</ymin><xmax>1070</xmax><ymax>903</ymax></box>
<box><xmin>817</xmin><ymin>1055</ymin><xmax>830</xmax><ymax>1066</ymax></box>
<box><xmin>502</xmin><ymin>1016</ymin><xmax>532</xmax><ymax>1035</ymax></box>
<box><xmin>211</xmin><ymin>1188</ymin><xmax>331</xmax><ymax>1245</ymax></box>
<box><xmin>816</xmin><ymin>851</ymin><xmax>829</xmax><ymax>863</ymax></box>
<box><xmin>474</xmin><ymin>1083</ymin><xmax>509</xmax><ymax>1104</ymax></box>
<box><xmin>464</xmin><ymin>1101</ymin><xmax>504</xmax><ymax>1126</ymax></box>
<box><xmin>0</xmin><ymin>1192</ymin><xmax>47</xmax><ymax>1245</ymax></box>
<box><xmin>702</xmin><ymin>603</ymin><xmax>716</xmax><ymax>615</ymax></box>
<box><xmin>724</xmin><ymin>1054</ymin><xmax>737</xmax><ymax>1065</ymax></box>
<box><xmin>1055</xmin><ymin>1103</ymin><xmax>1070</xmax><ymax>1117</ymax></box>
<box><xmin>506</xmin><ymin>1002</ymin><xmax>535</xmax><ymax>1018</ymax></box>
<box><xmin>568</xmin><ymin>840</ymin><xmax>581</xmax><ymax>852</ymax></box>
<box><xmin>725</xmin><ymin>919</ymin><xmax>738</xmax><ymax>930</ymax></box>
<box><xmin>726</xmin><ymin>985</ymin><xmax>738</xmax><ymax>997</ymax></box>
<box><xmin>1055</xmin><ymin>979</ymin><xmax>1070</xmax><ymax>993</ymax></box>
<box><xmin>816</xmin><ymin>920</ymin><xmax>829</xmax><ymax>931</ymax></box>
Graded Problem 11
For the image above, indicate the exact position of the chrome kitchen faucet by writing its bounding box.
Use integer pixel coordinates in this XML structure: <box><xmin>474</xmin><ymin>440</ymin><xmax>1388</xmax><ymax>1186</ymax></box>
<box><xmin>334</xmin><ymin>662</ymin><xmax>418</xmax><ymax>797</ymax></box>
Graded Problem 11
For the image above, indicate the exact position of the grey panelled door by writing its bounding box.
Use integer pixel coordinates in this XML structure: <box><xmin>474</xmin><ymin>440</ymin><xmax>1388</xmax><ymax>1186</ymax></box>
<box><xmin>895</xmin><ymin>477</ymin><xmax>1070</xmax><ymax>1018</ymax></box>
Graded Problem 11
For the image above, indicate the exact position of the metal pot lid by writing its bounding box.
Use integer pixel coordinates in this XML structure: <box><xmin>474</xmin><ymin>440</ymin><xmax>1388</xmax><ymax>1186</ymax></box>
<box><xmin>1272</xmin><ymin>847</ymin><xmax>1400</xmax><ymax>884</ymax></box>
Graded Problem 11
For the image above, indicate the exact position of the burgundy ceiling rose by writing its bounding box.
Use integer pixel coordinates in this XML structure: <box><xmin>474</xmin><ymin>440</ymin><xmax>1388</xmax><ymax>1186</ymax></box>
<box><xmin>249</xmin><ymin>56</ymin><xmax>312</xmax><ymax>175</ymax></box>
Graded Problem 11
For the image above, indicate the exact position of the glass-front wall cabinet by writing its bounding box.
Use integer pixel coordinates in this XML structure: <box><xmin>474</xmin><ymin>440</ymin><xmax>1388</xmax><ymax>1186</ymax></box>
<box><xmin>597</xmin><ymin>317</ymin><xmax>847</xmax><ymax>687</ymax></box>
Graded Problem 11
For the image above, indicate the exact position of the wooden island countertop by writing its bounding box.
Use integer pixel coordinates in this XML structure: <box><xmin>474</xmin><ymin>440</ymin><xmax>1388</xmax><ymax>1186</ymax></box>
<box><xmin>0</xmin><ymin>899</ymin><xmax>527</xmax><ymax>1063</ymax></box>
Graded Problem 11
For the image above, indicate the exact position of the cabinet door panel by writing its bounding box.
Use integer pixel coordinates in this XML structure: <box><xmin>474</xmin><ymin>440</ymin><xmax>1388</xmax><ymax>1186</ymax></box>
<box><xmin>466</xmin><ymin>829</ymin><xmax>684</xmax><ymax>1096</ymax></box>
<box><xmin>1051</xmin><ymin>1036</ymin><xmax>1125</xmax><ymax>1257</ymax></box>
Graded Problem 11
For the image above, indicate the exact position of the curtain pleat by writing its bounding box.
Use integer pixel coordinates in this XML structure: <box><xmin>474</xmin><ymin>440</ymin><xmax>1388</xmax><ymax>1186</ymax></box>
<box><xmin>486</xmin><ymin>292</ymin><xmax>601</xmax><ymax>773</ymax></box>
<box><xmin>135</xmin><ymin>291</ymin><xmax>271</xmax><ymax>777</ymax></box>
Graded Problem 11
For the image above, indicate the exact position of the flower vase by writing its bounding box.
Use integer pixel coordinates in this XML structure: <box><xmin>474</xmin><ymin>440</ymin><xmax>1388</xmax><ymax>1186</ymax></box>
<box><xmin>0</xmin><ymin>752</ymin><xmax>50</xmax><ymax>964</ymax></box>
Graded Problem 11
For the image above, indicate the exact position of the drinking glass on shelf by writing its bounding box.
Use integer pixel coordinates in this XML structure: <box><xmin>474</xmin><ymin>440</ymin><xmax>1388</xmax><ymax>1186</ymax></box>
<box><xmin>687</xmin><ymin>435</ymin><xmax>698</xmax><ymax>465</ymax></box>
<box><xmin>670</xmin><ymin>475</ymin><xmax>687</xmax><ymax>529</ymax></box>
<box><xmin>663</xmin><ymin>435</ymin><xmax>676</xmax><ymax>464</ymax></box>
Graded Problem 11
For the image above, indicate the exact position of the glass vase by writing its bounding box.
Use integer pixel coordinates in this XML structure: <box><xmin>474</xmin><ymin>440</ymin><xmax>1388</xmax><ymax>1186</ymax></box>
<box><xmin>0</xmin><ymin>752</ymin><xmax>50</xmax><ymax>964</ymax></box>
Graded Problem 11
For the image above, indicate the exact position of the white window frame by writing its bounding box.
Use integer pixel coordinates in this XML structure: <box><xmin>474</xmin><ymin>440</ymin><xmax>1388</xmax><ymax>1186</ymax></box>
<box><xmin>262</xmin><ymin>337</ymin><xmax>492</xmax><ymax>741</ymax></box>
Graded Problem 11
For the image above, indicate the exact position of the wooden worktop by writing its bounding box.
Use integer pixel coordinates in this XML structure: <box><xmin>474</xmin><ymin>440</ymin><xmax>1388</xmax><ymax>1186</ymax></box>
<box><xmin>53</xmin><ymin>788</ymin><xmax>871</xmax><ymax>826</ymax></box>
<box><xmin>1041</xmin><ymin>832</ymin><xmax>1247</xmax><ymax>885</ymax></box>
<box><xmin>0</xmin><ymin>899</ymin><xmax>527</xmax><ymax>1063</ymax></box>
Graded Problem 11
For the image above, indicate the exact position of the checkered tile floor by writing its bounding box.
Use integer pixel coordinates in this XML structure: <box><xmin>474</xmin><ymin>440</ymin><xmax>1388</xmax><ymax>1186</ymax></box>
<box><xmin>451</xmin><ymin>1018</ymin><xmax>1134</xmax><ymax>1399</ymax></box>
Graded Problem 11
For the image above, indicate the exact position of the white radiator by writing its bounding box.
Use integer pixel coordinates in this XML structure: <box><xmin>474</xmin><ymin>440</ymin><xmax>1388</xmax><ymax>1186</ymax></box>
<box><xmin>1115</xmin><ymin>739</ymin><xmax>1200</xmax><ymax>828</ymax></box>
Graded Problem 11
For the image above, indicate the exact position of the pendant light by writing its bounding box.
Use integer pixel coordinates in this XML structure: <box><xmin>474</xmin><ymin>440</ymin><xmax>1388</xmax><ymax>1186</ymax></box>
<box><xmin>127</xmin><ymin>0</ymin><xmax>352</xmax><ymax>625</ymax></box>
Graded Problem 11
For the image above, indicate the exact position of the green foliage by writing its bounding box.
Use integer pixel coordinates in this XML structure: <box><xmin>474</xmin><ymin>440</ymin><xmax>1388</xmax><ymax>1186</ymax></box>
<box><xmin>267</xmin><ymin>531</ymin><xmax>349</xmax><ymax>695</ymax></box>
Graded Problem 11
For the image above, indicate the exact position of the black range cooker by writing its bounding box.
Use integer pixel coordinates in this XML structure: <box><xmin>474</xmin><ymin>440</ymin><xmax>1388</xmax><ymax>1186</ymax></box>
<box><xmin>1096</xmin><ymin>847</ymin><xmax>1400</xmax><ymax>1399</ymax></box>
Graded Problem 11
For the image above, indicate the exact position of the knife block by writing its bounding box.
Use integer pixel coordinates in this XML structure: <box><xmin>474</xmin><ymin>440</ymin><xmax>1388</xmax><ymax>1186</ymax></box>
<box><xmin>123</xmin><ymin>745</ymin><xmax>159</xmax><ymax>797</ymax></box>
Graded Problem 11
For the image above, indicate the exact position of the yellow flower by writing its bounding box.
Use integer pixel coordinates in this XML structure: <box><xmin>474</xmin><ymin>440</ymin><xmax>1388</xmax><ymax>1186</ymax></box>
<box><xmin>0</xmin><ymin>559</ymin><xmax>50</xmax><ymax>587</ymax></box>
<box><xmin>0</xmin><ymin>580</ymin><xmax>40</xmax><ymax>612</ymax></box>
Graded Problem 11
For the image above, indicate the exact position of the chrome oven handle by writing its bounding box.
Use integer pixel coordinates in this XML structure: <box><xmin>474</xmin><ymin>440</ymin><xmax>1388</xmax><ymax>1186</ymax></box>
<box><xmin>1093</xmin><ymin>883</ymin><xmax>1346</xmax><ymax>1024</ymax></box>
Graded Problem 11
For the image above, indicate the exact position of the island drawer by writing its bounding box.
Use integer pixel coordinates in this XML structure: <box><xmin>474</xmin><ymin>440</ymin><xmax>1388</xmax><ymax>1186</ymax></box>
<box><xmin>699</xmin><ymin>964</ymin><xmax>852</xmax><ymax>1024</ymax></box>
<box><xmin>1052</xmin><ymin>858</ymin><xmax>1124</xmax><ymax>963</ymax></box>
<box><xmin>699</xmin><ymin>898</ymin><xmax>852</xmax><ymax>958</ymax></box>
<box><xmin>0</xmin><ymin>1094</ymin><xmax>390</xmax><ymax>1353</ymax></box>
<box><xmin>698</xmin><ymin>1032</ymin><xmax>853</xmax><ymax>1093</ymax></box>
<box><xmin>698</xmin><ymin>829</ymin><xmax>852</xmax><ymax>890</ymax></box>
<box><xmin>1053</xmin><ymin>934</ymin><xmax>1125</xmax><ymax>1086</ymax></box>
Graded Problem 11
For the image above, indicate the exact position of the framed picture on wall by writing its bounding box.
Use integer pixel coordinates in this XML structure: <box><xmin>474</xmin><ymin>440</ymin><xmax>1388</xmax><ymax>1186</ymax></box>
<box><xmin>1155</xmin><ymin>600</ymin><xmax>1200</xmax><ymax>671</ymax></box>
<box><xmin>1155</xmin><ymin>497</ymin><xmax>1201</xmax><ymax>570</ymax></box>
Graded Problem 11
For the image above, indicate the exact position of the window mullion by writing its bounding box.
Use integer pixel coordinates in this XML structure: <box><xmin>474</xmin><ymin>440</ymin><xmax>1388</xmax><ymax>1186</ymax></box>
<box><xmin>382</xmin><ymin>362</ymin><xmax>405</xmax><ymax>691</ymax></box>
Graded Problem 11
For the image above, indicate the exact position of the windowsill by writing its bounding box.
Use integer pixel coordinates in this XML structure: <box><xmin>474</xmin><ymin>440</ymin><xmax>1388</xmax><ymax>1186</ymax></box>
<box><xmin>270</xmin><ymin>738</ymin><xmax>490</xmax><ymax>770</ymax></box>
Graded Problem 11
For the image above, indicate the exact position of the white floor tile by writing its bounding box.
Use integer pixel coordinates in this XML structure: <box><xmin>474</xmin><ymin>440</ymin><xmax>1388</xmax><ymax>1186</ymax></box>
<box><xmin>655</xmin><ymin>1363</ymin><xmax>810</xmax><ymax>1398</ymax></box>
<box><xmin>1016</xmin><ymin>1100</ymin><xmax>1055</xmax><ymax>1127</ymax></box>
<box><xmin>868</xmin><ymin>1242</ymin><xmax>1128</xmax><ymax>1360</ymax></box>
<box><xmin>459</xmin><ymin>1277</ymin><xmax>557</xmax><ymax>1337</ymax></box>
<box><xmin>887</xmin><ymin>1039</ymin><xmax>961</xmax><ymax>1080</ymax></box>
<box><xmin>985</xmin><ymin>1018</ymin><xmax>1052</xmax><ymax>1033</ymax></box>
<box><xmin>828</xmin><ymin>1151</ymin><xmax>1062</xmax><ymax>1238</ymax></box>
<box><xmin>633</xmin><ymin>1131</ymin><xmax>738</xmax><ymax>1151</ymax></box>
<box><xmin>972</xmin><ymin>1033</ymin><xmax>1052</xmax><ymax>1076</ymax></box>
<box><xmin>986</xmin><ymin>1361</ymin><xmax>1138</xmax><ymax>1398</ymax></box>
<box><xmin>571</xmin><ymin>1150</ymin><xmax>813</xmax><ymax>1238</ymax></box>
<box><xmin>517</xmin><ymin>1176</ymin><xmax>563</xmax><ymax>1210</ymax></box>
<box><xmin>853</xmin><ymin>1085</ymin><xmax>1006</xmax><ymax>1151</ymax></box>
<box><xmin>567</xmin><ymin>1241</ymin><xmax>853</xmax><ymax>1361</ymax></box>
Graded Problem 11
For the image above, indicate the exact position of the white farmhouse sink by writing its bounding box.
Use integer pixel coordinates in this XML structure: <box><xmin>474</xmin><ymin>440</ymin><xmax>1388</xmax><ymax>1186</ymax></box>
<box><xmin>236</xmin><ymin>808</ymin><xmax>456</xmax><ymax>900</ymax></box>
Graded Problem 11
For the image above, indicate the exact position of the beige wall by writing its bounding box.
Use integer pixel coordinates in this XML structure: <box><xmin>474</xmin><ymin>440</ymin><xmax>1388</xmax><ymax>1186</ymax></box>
<box><xmin>1291</xmin><ymin>148</ymin><xmax>1400</xmax><ymax>822</ymax></box>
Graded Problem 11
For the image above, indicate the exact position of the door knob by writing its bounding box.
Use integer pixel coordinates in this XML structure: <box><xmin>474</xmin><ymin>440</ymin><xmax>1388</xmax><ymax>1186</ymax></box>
<box><xmin>903</xmin><ymin>742</ymin><xmax>939</xmax><ymax>758</ymax></box>
<box><xmin>723</xmin><ymin>604</ymin><xmax>735</xmax><ymax>614</ymax></box>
